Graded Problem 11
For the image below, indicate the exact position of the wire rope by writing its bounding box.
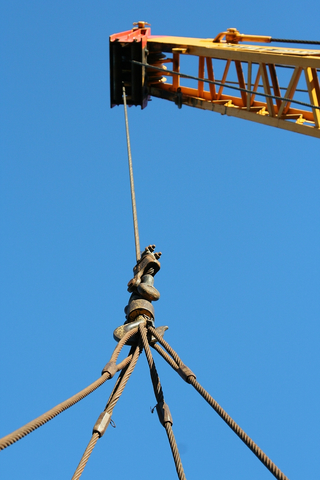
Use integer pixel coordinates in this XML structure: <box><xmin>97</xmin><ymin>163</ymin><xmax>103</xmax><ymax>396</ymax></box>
<box><xmin>123</xmin><ymin>84</ymin><xmax>141</xmax><ymax>262</ymax></box>
<box><xmin>217</xmin><ymin>79</ymin><xmax>309</xmax><ymax>94</ymax></box>
<box><xmin>0</xmin><ymin>327</ymin><xmax>138</xmax><ymax>451</ymax></box>
<box><xmin>71</xmin><ymin>433</ymin><xmax>100</xmax><ymax>480</ymax></box>
<box><xmin>105</xmin><ymin>344</ymin><xmax>142</xmax><ymax>414</ymax></box>
<box><xmin>71</xmin><ymin>343</ymin><xmax>142</xmax><ymax>480</ymax></box>
<box><xmin>149</xmin><ymin>326</ymin><xmax>289</xmax><ymax>480</ymax></box>
<box><xmin>139</xmin><ymin>324</ymin><xmax>186</xmax><ymax>480</ymax></box>
<box><xmin>271</xmin><ymin>37</ymin><xmax>320</xmax><ymax>45</ymax></box>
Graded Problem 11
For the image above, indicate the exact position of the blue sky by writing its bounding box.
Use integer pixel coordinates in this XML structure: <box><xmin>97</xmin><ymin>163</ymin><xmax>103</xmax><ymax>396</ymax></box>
<box><xmin>1</xmin><ymin>2</ymin><xmax>320</xmax><ymax>479</ymax></box>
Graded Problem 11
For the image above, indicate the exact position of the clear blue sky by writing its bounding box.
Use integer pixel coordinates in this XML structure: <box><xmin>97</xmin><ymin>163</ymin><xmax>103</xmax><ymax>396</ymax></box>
<box><xmin>1</xmin><ymin>2</ymin><xmax>320</xmax><ymax>479</ymax></box>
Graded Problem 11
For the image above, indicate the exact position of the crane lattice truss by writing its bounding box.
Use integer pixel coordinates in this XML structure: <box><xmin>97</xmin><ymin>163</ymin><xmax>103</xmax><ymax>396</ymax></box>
<box><xmin>110</xmin><ymin>25</ymin><xmax>320</xmax><ymax>138</ymax></box>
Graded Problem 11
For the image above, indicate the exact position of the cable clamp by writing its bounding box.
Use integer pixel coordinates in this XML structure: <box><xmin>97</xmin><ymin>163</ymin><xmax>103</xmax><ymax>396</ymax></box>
<box><xmin>92</xmin><ymin>411</ymin><xmax>111</xmax><ymax>437</ymax></box>
<box><xmin>101</xmin><ymin>361</ymin><xmax>117</xmax><ymax>378</ymax></box>
<box><xmin>155</xmin><ymin>401</ymin><xmax>173</xmax><ymax>427</ymax></box>
<box><xmin>177</xmin><ymin>362</ymin><xmax>196</xmax><ymax>383</ymax></box>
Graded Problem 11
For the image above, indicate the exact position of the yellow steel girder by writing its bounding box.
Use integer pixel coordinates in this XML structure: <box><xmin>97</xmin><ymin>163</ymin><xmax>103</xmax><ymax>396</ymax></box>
<box><xmin>146</xmin><ymin>35</ymin><xmax>320</xmax><ymax>138</ymax></box>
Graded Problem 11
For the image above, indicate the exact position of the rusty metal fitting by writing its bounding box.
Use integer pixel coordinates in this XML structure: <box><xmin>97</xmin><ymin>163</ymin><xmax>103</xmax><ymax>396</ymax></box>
<box><xmin>133</xmin><ymin>21</ymin><xmax>150</xmax><ymax>29</ymax></box>
<box><xmin>156</xmin><ymin>401</ymin><xmax>173</xmax><ymax>427</ymax></box>
<box><xmin>149</xmin><ymin>325</ymin><xmax>168</xmax><ymax>345</ymax></box>
<box><xmin>125</xmin><ymin>245</ymin><xmax>161</xmax><ymax>323</ymax></box>
<box><xmin>225</xmin><ymin>28</ymin><xmax>241</xmax><ymax>43</ymax></box>
<box><xmin>113</xmin><ymin>315</ymin><xmax>154</xmax><ymax>344</ymax></box>
<box><xmin>213</xmin><ymin>27</ymin><xmax>272</xmax><ymax>44</ymax></box>
<box><xmin>101</xmin><ymin>361</ymin><xmax>118</xmax><ymax>377</ymax></box>
<box><xmin>127</xmin><ymin>245</ymin><xmax>161</xmax><ymax>292</ymax></box>
<box><xmin>92</xmin><ymin>411</ymin><xmax>111</xmax><ymax>437</ymax></box>
<box><xmin>125</xmin><ymin>298</ymin><xmax>155</xmax><ymax>322</ymax></box>
<box><xmin>118</xmin><ymin>245</ymin><xmax>161</xmax><ymax>343</ymax></box>
<box><xmin>137</xmin><ymin>274</ymin><xmax>160</xmax><ymax>301</ymax></box>
<box><xmin>177</xmin><ymin>363</ymin><xmax>196</xmax><ymax>383</ymax></box>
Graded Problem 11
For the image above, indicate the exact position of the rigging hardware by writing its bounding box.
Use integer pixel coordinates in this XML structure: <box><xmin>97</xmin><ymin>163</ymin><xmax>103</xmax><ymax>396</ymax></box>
<box><xmin>124</xmin><ymin>244</ymin><xmax>161</xmax><ymax>323</ymax></box>
<box><xmin>113</xmin><ymin>244</ymin><xmax>165</xmax><ymax>345</ymax></box>
<box><xmin>213</xmin><ymin>27</ymin><xmax>320</xmax><ymax>45</ymax></box>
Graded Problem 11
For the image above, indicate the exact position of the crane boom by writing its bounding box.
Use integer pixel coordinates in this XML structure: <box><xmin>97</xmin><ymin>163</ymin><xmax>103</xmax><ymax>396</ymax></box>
<box><xmin>110</xmin><ymin>23</ymin><xmax>320</xmax><ymax>138</ymax></box>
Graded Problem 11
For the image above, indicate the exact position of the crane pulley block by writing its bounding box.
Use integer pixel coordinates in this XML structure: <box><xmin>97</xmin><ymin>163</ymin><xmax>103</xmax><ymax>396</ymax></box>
<box><xmin>110</xmin><ymin>24</ymin><xmax>151</xmax><ymax>108</ymax></box>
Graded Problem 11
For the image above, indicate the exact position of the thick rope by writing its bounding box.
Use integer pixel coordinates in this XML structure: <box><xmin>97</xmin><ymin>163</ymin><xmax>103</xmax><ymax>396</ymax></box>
<box><xmin>0</xmin><ymin>375</ymin><xmax>109</xmax><ymax>452</ymax></box>
<box><xmin>105</xmin><ymin>344</ymin><xmax>142</xmax><ymax>414</ymax></box>
<box><xmin>139</xmin><ymin>324</ymin><xmax>186</xmax><ymax>480</ymax></box>
<box><xmin>103</xmin><ymin>345</ymin><xmax>136</xmax><ymax>409</ymax></box>
<box><xmin>139</xmin><ymin>324</ymin><xmax>164</xmax><ymax>403</ymax></box>
<box><xmin>188</xmin><ymin>377</ymin><xmax>289</xmax><ymax>480</ymax></box>
<box><xmin>0</xmin><ymin>328</ymin><xmax>138</xmax><ymax>451</ymax></box>
<box><xmin>112</xmin><ymin>327</ymin><xmax>139</xmax><ymax>362</ymax></box>
<box><xmin>152</xmin><ymin>342</ymin><xmax>179</xmax><ymax>370</ymax></box>
<box><xmin>164</xmin><ymin>423</ymin><xmax>186</xmax><ymax>480</ymax></box>
<box><xmin>71</xmin><ymin>343</ymin><xmax>142</xmax><ymax>480</ymax></box>
<box><xmin>71</xmin><ymin>433</ymin><xmax>100</xmax><ymax>480</ymax></box>
<box><xmin>149</xmin><ymin>326</ymin><xmax>289</xmax><ymax>480</ymax></box>
<box><xmin>148</xmin><ymin>326</ymin><xmax>181</xmax><ymax>365</ymax></box>
<box><xmin>123</xmin><ymin>84</ymin><xmax>141</xmax><ymax>262</ymax></box>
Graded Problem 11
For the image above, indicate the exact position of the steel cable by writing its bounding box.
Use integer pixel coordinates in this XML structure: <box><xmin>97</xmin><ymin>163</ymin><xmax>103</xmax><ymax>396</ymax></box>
<box><xmin>188</xmin><ymin>376</ymin><xmax>289</xmax><ymax>480</ymax></box>
<box><xmin>71</xmin><ymin>433</ymin><xmax>100</xmax><ymax>480</ymax></box>
<box><xmin>0</xmin><ymin>375</ymin><xmax>110</xmax><ymax>452</ymax></box>
<box><xmin>112</xmin><ymin>327</ymin><xmax>139</xmax><ymax>362</ymax></box>
<box><xmin>149</xmin><ymin>327</ymin><xmax>289</xmax><ymax>480</ymax></box>
<box><xmin>103</xmin><ymin>346</ymin><xmax>136</xmax><ymax>409</ymax></box>
<box><xmin>123</xmin><ymin>84</ymin><xmax>141</xmax><ymax>262</ymax></box>
<box><xmin>271</xmin><ymin>38</ymin><xmax>320</xmax><ymax>45</ymax></box>
<box><xmin>148</xmin><ymin>326</ymin><xmax>181</xmax><ymax>366</ymax></box>
<box><xmin>105</xmin><ymin>343</ymin><xmax>142</xmax><ymax>414</ymax></box>
<box><xmin>217</xmin><ymin>79</ymin><xmax>309</xmax><ymax>94</ymax></box>
<box><xmin>164</xmin><ymin>422</ymin><xmax>186</xmax><ymax>480</ymax></box>
<box><xmin>152</xmin><ymin>342</ymin><xmax>179</xmax><ymax>370</ymax></box>
<box><xmin>139</xmin><ymin>324</ymin><xmax>164</xmax><ymax>403</ymax></box>
<box><xmin>71</xmin><ymin>343</ymin><xmax>142</xmax><ymax>480</ymax></box>
<box><xmin>139</xmin><ymin>324</ymin><xmax>186</xmax><ymax>480</ymax></box>
<box><xmin>0</xmin><ymin>327</ymin><xmax>138</xmax><ymax>451</ymax></box>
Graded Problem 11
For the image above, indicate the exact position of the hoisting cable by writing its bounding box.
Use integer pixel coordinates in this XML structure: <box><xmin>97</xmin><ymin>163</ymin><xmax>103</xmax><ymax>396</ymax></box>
<box><xmin>123</xmin><ymin>84</ymin><xmax>141</xmax><ymax>262</ymax></box>
<box><xmin>271</xmin><ymin>37</ymin><xmax>320</xmax><ymax>45</ymax></box>
<box><xmin>148</xmin><ymin>326</ymin><xmax>289</xmax><ymax>480</ymax></box>
<box><xmin>139</xmin><ymin>323</ymin><xmax>186</xmax><ymax>480</ymax></box>
<box><xmin>132</xmin><ymin>60</ymin><xmax>320</xmax><ymax>112</ymax></box>
<box><xmin>0</xmin><ymin>327</ymin><xmax>139</xmax><ymax>451</ymax></box>
<box><xmin>71</xmin><ymin>342</ymin><xmax>142</xmax><ymax>480</ymax></box>
<box><xmin>218</xmin><ymin>79</ymin><xmax>309</xmax><ymax>94</ymax></box>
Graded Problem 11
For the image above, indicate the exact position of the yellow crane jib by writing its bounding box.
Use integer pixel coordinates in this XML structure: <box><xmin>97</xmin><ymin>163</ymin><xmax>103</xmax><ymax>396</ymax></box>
<box><xmin>110</xmin><ymin>23</ymin><xmax>320</xmax><ymax>137</ymax></box>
